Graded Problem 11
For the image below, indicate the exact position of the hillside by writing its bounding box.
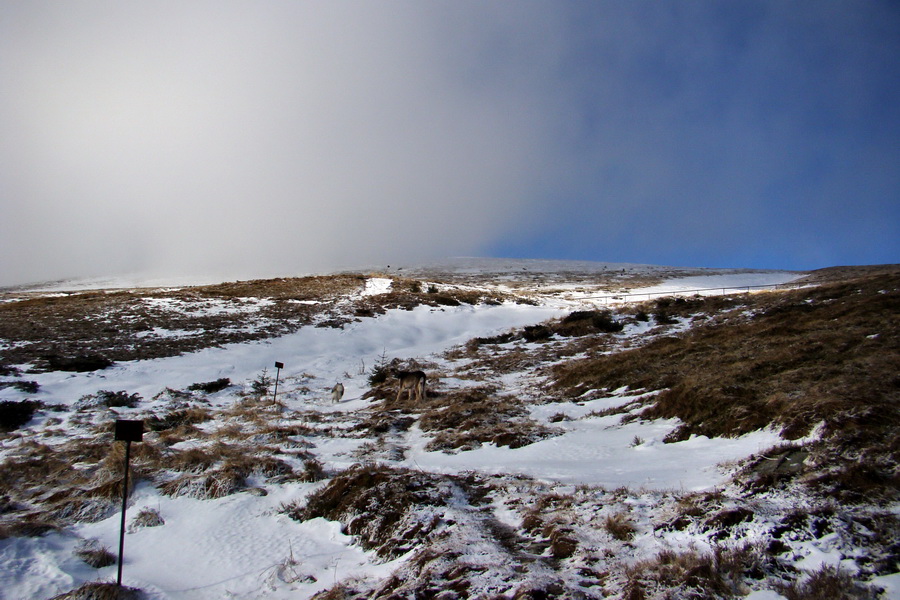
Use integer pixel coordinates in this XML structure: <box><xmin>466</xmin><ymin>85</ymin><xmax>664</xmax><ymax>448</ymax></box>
<box><xmin>0</xmin><ymin>260</ymin><xmax>897</xmax><ymax>600</ymax></box>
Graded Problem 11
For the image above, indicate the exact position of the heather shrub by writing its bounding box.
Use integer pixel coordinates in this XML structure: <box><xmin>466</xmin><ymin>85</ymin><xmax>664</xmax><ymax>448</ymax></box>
<box><xmin>188</xmin><ymin>378</ymin><xmax>231</xmax><ymax>393</ymax></box>
<box><xmin>0</xmin><ymin>400</ymin><xmax>40</xmax><ymax>431</ymax></box>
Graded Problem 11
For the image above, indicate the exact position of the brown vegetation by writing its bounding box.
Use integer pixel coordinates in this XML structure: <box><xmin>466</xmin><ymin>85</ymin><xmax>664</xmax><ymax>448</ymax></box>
<box><xmin>776</xmin><ymin>564</ymin><xmax>881</xmax><ymax>600</ymax></box>
<box><xmin>0</xmin><ymin>274</ymin><xmax>365</xmax><ymax>370</ymax></box>
<box><xmin>49</xmin><ymin>582</ymin><xmax>143</xmax><ymax>600</ymax></box>
<box><xmin>74</xmin><ymin>539</ymin><xmax>117</xmax><ymax>568</ymax></box>
<box><xmin>286</xmin><ymin>464</ymin><xmax>457</xmax><ymax>559</ymax></box>
<box><xmin>622</xmin><ymin>546</ymin><xmax>768</xmax><ymax>600</ymax></box>
<box><xmin>550</xmin><ymin>273</ymin><xmax>900</xmax><ymax>502</ymax></box>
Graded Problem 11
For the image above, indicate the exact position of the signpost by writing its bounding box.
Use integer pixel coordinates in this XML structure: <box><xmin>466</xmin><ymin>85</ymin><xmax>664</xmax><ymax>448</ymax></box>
<box><xmin>272</xmin><ymin>361</ymin><xmax>284</xmax><ymax>403</ymax></box>
<box><xmin>114</xmin><ymin>420</ymin><xmax>143</xmax><ymax>587</ymax></box>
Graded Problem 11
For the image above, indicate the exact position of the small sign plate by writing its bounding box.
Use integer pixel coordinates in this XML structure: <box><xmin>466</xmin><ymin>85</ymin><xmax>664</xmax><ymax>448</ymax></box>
<box><xmin>274</xmin><ymin>361</ymin><xmax>284</xmax><ymax>369</ymax></box>
<box><xmin>114</xmin><ymin>420</ymin><xmax>144</xmax><ymax>442</ymax></box>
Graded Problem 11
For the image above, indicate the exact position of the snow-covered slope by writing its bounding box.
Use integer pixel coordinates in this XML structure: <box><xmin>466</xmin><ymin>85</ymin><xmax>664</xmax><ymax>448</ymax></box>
<box><xmin>0</xmin><ymin>261</ymin><xmax>895</xmax><ymax>600</ymax></box>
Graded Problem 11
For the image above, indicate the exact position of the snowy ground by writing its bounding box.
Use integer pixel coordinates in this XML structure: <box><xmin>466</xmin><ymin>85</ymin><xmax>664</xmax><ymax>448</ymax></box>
<box><xmin>4</xmin><ymin>267</ymin><xmax>894</xmax><ymax>600</ymax></box>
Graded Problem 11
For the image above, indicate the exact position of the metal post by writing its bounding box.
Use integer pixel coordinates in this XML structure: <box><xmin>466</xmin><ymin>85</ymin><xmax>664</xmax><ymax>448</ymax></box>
<box><xmin>272</xmin><ymin>361</ymin><xmax>284</xmax><ymax>404</ymax></box>
<box><xmin>117</xmin><ymin>439</ymin><xmax>131</xmax><ymax>587</ymax></box>
<box><xmin>114</xmin><ymin>419</ymin><xmax>143</xmax><ymax>588</ymax></box>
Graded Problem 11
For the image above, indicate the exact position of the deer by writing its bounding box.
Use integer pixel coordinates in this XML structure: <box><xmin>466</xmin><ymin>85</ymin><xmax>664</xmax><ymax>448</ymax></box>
<box><xmin>393</xmin><ymin>370</ymin><xmax>426</xmax><ymax>403</ymax></box>
<box><xmin>331</xmin><ymin>382</ymin><xmax>344</xmax><ymax>403</ymax></box>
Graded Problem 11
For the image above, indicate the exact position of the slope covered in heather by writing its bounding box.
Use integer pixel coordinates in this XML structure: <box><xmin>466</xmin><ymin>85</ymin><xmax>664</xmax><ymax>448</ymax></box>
<box><xmin>0</xmin><ymin>260</ymin><xmax>897</xmax><ymax>600</ymax></box>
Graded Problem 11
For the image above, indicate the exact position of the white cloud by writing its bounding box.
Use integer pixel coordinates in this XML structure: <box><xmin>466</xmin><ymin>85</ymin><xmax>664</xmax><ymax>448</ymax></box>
<box><xmin>0</xmin><ymin>2</ymin><xmax>565</xmax><ymax>285</ymax></box>
<box><xmin>2</xmin><ymin>2</ymin><xmax>898</xmax><ymax>284</ymax></box>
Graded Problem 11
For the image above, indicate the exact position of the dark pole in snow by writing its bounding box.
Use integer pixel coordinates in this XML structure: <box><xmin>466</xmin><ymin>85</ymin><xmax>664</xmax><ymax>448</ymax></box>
<box><xmin>114</xmin><ymin>420</ymin><xmax>143</xmax><ymax>588</ymax></box>
<box><xmin>272</xmin><ymin>361</ymin><xmax>284</xmax><ymax>404</ymax></box>
<box><xmin>117</xmin><ymin>439</ymin><xmax>131</xmax><ymax>587</ymax></box>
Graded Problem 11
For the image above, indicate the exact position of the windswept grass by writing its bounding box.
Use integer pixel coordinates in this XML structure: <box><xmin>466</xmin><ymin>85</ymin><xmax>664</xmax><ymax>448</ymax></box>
<box><xmin>286</xmin><ymin>464</ymin><xmax>458</xmax><ymax>559</ymax></box>
<box><xmin>550</xmin><ymin>272</ymin><xmax>900</xmax><ymax>501</ymax></box>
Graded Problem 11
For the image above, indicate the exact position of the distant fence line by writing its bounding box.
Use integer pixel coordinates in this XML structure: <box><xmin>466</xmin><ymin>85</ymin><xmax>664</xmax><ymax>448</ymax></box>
<box><xmin>577</xmin><ymin>281</ymin><xmax>807</xmax><ymax>305</ymax></box>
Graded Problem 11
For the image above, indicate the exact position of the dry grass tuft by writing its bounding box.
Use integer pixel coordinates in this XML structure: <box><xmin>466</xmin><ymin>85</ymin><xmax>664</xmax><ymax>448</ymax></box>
<box><xmin>129</xmin><ymin>507</ymin><xmax>164</xmax><ymax>531</ymax></box>
<box><xmin>159</xmin><ymin>442</ymin><xmax>296</xmax><ymax>499</ymax></box>
<box><xmin>0</xmin><ymin>436</ymin><xmax>160</xmax><ymax>526</ymax></box>
<box><xmin>48</xmin><ymin>581</ymin><xmax>143</xmax><ymax>600</ymax></box>
<box><xmin>623</xmin><ymin>545</ymin><xmax>764</xmax><ymax>600</ymax></box>
<box><xmin>0</xmin><ymin>517</ymin><xmax>59</xmax><ymax>539</ymax></box>
<box><xmin>776</xmin><ymin>564</ymin><xmax>880</xmax><ymax>600</ymax></box>
<box><xmin>605</xmin><ymin>512</ymin><xmax>637</xmax><ymax>541</ymax></box>
<box><xmin>145</xmin><ymin>406</ymin><xmax>212</xmax><ymax>432</ymax></box>
<box><xmin>286</xmin><ymin>464</ymin><xmax>457</xmax><ymax>559</ymax></box>
<box><xmin>74</xmin><ymin>539</ymin><xmax>117</xmax><ymax>568</ymax></box>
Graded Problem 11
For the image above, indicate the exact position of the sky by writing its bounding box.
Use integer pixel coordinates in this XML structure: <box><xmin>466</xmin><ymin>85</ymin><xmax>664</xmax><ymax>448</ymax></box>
<box><xmin>1</xmin><ymin>1</ymin><xmax>898</xmax><ymax>286</ymax></box>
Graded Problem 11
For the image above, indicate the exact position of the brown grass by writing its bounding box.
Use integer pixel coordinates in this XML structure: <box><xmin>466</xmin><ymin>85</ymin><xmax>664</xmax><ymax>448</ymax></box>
<box><xmin>74</xmin><ymin>539</ymin><xmax>117</xmax><ymax>568</ymax></box>
<box><xmin>605</xmin><ymin>512</ymin><xmax>637</xmax><ymax>541</ymax></box>
<box><xmin>623</xmin><ymin>545</ymin><xmax>763</xmax><ymax>600</ymax></box>
<box><xmin>48</xmin><ymin>582</ymin><xmax>143</xmax><ymax>600</ymax></box>
<box><xmin>145</xmin><ymin>406</ymin><xmax>213</xmax><ymax>432</ymax></box>
<box><xmin>0</xmin><ymin>274</ymin><xmax>365</xmax><ymax>370</ymax></box>
<box><xmin>0</xmin><ymin>518</ymin><xmax>59</xmax><ymax>539</ymax></box>
<box><xmin>159</xmin><ymin>441</ymin><xmax>296</xmax><ymax>499</ymax></box>
<box><xmin>286</xmin><ymin>464</ymin><xmax>457</xmax><ymax>559</ymax></box>
<box><xmin>550</xmin><ymin>273</ymin><xmax>900</xmax><ymax>501</ymax></box>
<box><xmin>776</xmin><ymin>564</ymin><xmax>880</xmax><ymax>600</ymax></box>
<box><xmin>413</xmin><ymin>387</ymin><xmax>558</xmax><ymax>452</ymax></box>
<box><xmin>129</xmin><ymin>507</ymin><xmax>164</xmax><ymax>531</ymax></box>
<box><xmin>0</xmin><ymin>436</ymin><xmax>161</xmax><ymax>525</ymax></box>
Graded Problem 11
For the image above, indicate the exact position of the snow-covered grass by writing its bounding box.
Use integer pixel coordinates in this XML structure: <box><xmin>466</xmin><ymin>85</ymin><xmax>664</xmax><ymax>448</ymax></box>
<box><xmin>0</xmin><ymin>263</ymin><xmax>896</xmax><ymax>600</ymax></box>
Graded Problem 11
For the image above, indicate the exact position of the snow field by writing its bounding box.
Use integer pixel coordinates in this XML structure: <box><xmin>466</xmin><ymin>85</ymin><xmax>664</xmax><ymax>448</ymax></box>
<box><xmin>4</xmin><ymin>269</ymin><xmax>885</xmax><ymax>600</ymax></box>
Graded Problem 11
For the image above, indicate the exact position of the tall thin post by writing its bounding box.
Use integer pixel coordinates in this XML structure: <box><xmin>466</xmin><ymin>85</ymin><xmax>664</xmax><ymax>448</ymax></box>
<box><xmin>117</xmin><ymin>439</ymin><xmax>131</xmax><ymax>587</ymax></box>
<box><xmin>272</xmin><ymin>361</ymin><xmax>284</xmax><ymax>404</ymax></box>
<box><xmin>114</xmin><ymin>419</ymin><xmax>143</xmax><ymax>588</ymax></box>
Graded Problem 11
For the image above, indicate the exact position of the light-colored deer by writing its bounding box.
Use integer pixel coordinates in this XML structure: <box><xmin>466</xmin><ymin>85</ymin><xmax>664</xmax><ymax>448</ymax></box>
<box><xmin>331</xmin><ymin>382</ymin><xmax>344</xmax><ymax>403</ymax></box>
<box><xmin>393</xmin><ymin>370</ymin><xmax>426</xmax><ymax>403</ymax></box>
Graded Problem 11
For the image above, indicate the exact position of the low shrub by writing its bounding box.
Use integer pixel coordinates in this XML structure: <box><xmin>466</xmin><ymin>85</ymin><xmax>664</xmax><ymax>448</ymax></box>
<box><xmin>470</xmin><ymin>332</ymin><xmax>516</xmax><ymax>347</ymax></box>
<box><xmin>653</xmin><ymin>311</ymin><xmax>677</xmax><ymax>325</ymax></box>
<box><xmin>48</xmin><ymin>582</ymin><xmax>142</xmax><ymax>600</ymax></box>
<box><xmin>624</xmin><ymin>546</ymin><xmax>759</xmax><ymax>600</ymax></box>
<box><xmin>250</xmin><ymin>369</ymin><xmax>273</xmax><ymax>397</ymax></box>
<box><xmin>523</xmin><ymin>325</ymin><xmax>552</xmax><ymax>342</ymax></box>
<box><xmin>605</xmin><ymin>512</ymin><xmax>637</xmax><ymax>541</ymax></box>
<box><xmin>0</xmin><ymin>380</ymin><xmax>40</xmax><ymax>393</ymax></box>
<box><xmin>188</xmin><ymin>378</ymin><xmax>231</xmax><ymax>393</ymax></box>
<box><xmin>0</xmin><ymin>400</ymin><xmax>40</xmax><ymax>431</ymax></box>
<box><xmin>368</xmin><ymin>350</ymin><xmax>392</xmax><ymax>386</ymax></box>
<box><xmin>145</xmin><ymin>407</ymin><xmax>212</xmax><ymax>432</ymax></box>
<box><xmin>287</xmin><ymin>464</ymin><xmax>455</xmax><ymax>559</ymax></box>
<box><xmin>557</xmin><ymin>310</ymin><xmax>624</xmax><ymax>335</ymax></box>
<box><xmin>0</xmin><ymin>365</ymin><xmax>19</xmax><ymax>377</ymax></box>
<box><xmin>76</xmin><ymin>390</ymin><xmax>141</xmax><ymax>410</ymax></box>
<box><xmin>776</xmin><ymin>564</ymin><xmax>880</xmax><ymax>600</ymax></box>
<box><xmin>44</xmin><ymin>353</ymin><xmax>113</xmax><ymax>372</ymax></box>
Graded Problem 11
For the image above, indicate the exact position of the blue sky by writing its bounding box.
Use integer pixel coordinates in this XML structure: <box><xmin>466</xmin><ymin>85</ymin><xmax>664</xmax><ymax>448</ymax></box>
<box><xmin>487</xmin><ymin>1</ymin><xmax>900</xmax><ymax>270</ymax></box>
<box><xmin>1</xmin><ymin>1</ymin><xmax>897</xmax><ymax>285</ymax></box>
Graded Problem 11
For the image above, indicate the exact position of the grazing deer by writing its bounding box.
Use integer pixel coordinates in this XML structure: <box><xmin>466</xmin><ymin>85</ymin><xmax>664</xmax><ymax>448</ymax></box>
<box><xmin>393</xmin><ymin>370</ymin><xmax>426</xmax><ymax>403</ymax></box>
<box><xmin>331</xmin><ymin>382</ymin><xmax>344</xmax><ymax>403</ymax></box>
